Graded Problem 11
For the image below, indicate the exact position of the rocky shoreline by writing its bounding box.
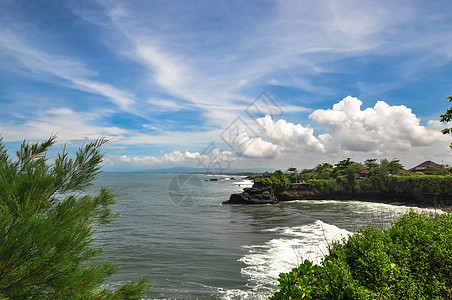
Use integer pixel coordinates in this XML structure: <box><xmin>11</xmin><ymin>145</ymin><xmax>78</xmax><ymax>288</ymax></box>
<box><xmin>223</xmin><ymin>182</ymin><xmax>452</xmax><ymax>210</ymax></box>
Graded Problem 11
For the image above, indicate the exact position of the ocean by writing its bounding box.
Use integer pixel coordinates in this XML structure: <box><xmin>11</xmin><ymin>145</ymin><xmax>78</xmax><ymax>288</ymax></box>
<box><xmin>90</xmin><ymin>173</ymin><xmax>434</xmax><ymax>299</ymax></box>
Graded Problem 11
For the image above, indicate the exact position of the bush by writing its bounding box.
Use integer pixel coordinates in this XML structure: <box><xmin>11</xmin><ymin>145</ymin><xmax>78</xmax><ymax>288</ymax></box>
<box><xmin>271</xmin><ymin>211</ymin><xmax>452</xmax><ymax>299</ymax></box>
<box><xmin>0</xmin><ymin>136</ymin><xmax>149</xmax><ymax>299</ymax></box>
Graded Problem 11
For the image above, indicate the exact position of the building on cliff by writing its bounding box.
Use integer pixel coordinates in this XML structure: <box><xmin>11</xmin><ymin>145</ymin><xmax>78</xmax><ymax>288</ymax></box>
<box><xmin>409</xmin><ymin>161</ymin><xmax>444</xmax><ymax>172</ymax></box>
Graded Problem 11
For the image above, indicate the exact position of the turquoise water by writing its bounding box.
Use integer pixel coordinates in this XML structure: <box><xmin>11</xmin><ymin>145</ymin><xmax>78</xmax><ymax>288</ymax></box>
<box><xmin>90</xmin><ymin>173</ymin><xmax>433</xmax><ymax>299</ymax></box>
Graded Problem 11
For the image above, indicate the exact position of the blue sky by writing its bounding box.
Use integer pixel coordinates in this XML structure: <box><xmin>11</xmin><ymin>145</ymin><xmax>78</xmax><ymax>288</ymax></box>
<box><xmin>0</xmin><ymin>0</ymin><xmax>451</xmax><ymax>171</ymax></box>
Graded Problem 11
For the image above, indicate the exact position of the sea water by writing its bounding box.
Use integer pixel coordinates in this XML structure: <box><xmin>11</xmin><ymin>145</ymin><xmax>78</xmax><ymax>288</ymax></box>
<box><xmin>90</xmin><ymin>173</ymin><xmax>435</xmax><ymax>299</ymax></box>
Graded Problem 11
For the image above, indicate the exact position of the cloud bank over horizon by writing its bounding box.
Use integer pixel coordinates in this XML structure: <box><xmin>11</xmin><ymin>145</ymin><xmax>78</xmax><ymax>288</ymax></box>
<box><xmin>104</xmin><ymin>96</ymin><xmax>452</xmax><ymax>171</ymax></box>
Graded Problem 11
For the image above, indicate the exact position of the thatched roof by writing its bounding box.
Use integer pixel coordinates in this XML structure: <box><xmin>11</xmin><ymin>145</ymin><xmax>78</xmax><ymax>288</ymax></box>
<box><xmin>409</xmin><ymin>160</ymin><xmax>443</xmax><ymax>172</ymax></box>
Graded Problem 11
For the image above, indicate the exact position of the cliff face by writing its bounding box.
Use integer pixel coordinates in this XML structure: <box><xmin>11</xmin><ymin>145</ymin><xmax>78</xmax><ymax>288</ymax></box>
<box><xmin>279</xmin><ymin>183</ymin><xmax>316</xmax><ymax>201</ymax></box>
<box><xmin>223</xmin><ymin>182</ymin><xmax>452</xmax><ymax>209</ymax></box>
<box><xmin>223</xmin><ymin>183</ymin><xmax>316</xmax><ymax>205</ymax></box>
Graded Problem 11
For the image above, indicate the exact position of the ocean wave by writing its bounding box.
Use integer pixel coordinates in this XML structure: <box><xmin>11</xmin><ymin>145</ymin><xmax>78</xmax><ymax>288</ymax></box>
<box><xmin>236</xmin><ymin>220</ymin><xmax>352</xmax><ymax>297</ymax></box>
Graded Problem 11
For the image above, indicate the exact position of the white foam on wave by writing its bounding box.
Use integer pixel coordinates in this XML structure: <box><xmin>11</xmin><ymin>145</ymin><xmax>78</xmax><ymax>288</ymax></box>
<box><xmin>264</xmin><ymin>220</ymin><xmax>351</xmax><ymax>264</ymax></box>
<box><xmin>233</xmin><ymin>179</ymin><xmax>253</xmax><ymax>188</ymax></box>
<box><xmin>232</xmin><ymin>220</ymin><xmax>352</xmax><ymax>297</ymax></box>
<box><xmin>218</xmin><ymin>287</ymin><xmax>265</xmax><ymax>300</ymax></box>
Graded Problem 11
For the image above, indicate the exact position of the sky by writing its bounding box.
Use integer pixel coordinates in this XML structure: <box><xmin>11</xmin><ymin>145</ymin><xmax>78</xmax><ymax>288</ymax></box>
<box><xmin>0</xmin><ymin>0</ymin><xmax>452</xmax><ymax>172</ymax></box>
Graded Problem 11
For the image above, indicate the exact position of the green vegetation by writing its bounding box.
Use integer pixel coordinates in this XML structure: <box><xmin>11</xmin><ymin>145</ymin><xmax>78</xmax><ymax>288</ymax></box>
<box><xmin>261</xmin><ymin>170</ymin><xmax>291</xmax><ymax>201</ymax></box>
<box><xmin>271</xmin><ymin>211</ymin><xmax>452</xmax><ymax>299</ymax></box>
<box><xmin>286</xmin><ymin>167</ymin><xmax>300</xmax><ymax>183</ymax></box>
<box><xmin>281</xmin><ymin>158</ymin><xmax>452</xmax><ymax>200</ymax></box>
<box><xmin>261</xmin><ymin>158</ymin><xmax>452</xmax><ymax>201</ymax></box>
<box><xmin>0</xmin><ymin>136</ymin><xmax>149</xmax><ymax>299</ymax></box>
<box><xmin>331</xmin><ymin>158</ymin><xmax>363</xmax><ymax>194</ymax></box>
<box><xmin>440</xmin><ymin>95</ymin><xmax>452</xmax><ymax>149</ymax></box>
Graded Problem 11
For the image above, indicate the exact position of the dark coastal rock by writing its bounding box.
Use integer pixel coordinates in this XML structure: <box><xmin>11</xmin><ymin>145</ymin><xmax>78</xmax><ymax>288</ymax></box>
<box><xmin>223</xmin><ymin>186</ymin><xmax>274</xmax><ymax>204</ymax></box>
<box><xmin>223</xmin><ymin>183</ymin><xmax>317</xmax><ymax>205</ymax></box>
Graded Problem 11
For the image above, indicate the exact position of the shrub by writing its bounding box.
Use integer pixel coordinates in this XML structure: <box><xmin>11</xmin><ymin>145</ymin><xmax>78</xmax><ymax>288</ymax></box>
<box><xmin>270</xmin><ymin>260</ymin><xmax>324</xmax><ymax>300</ymax></box>
<box><xmin>271</xmin><ymin>211</ymin><xmax>452</xmax><ymax>299</ymax></box>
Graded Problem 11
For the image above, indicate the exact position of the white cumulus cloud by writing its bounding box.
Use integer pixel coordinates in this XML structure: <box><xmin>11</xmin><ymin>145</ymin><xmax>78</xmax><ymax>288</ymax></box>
<box><xmin>309</xmin><ymin>96</ymin><xmax>449</xmax><ymax>154</ymax></box>
<box><xmin>256</xmin><ymin>115</ymin><xmax>327</xmax><ymax>153</ymax></box>
<box><xmin>233</xmin><ymin>129</ymin><xmax>280</xmax><ymax>158</ymax></box>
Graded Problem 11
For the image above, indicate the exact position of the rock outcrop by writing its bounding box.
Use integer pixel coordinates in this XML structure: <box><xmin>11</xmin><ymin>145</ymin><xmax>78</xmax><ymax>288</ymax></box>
<box><xmin>223</xmin><ymin>183</ymin><xmax>316</xmax><ymax>205</ymax></box>
<box><xmin>224</xmin><ymin>186</ymin><xmax>274</xmax><ymax>204</ymax></box>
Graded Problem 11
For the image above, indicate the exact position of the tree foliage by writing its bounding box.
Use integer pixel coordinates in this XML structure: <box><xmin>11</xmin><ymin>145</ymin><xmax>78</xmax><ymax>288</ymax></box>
<box><xmin>271</xmin><ymin>212</ymin><xmax>452</xmax><ymax>300</ymax></box>
<box><xmin>364</xmin><ymin>159</ymin><xmax>378</xmax><ymax>170</ymax></box>
<box><xmin>314</xmin><ymin>163</ymin><xmax>333</xmax><ymax>180</ymax></box>
<box><xmin>0</xmin><ymin>136</ymin><xmax>149</xmax><ymax>299</ymax></box>
<box><xmin>440</xmin><ymin>96</ymin><xmax>452</xmax><ymax>148</ymax></box>
<box><xmin>332</xmin><ymin>159</ymin><xmax>363</xmax><ymax>193</ymax></box>
<box><xmin>261</xmin><ymin>170</ymin><xmax>291</xmax><ymax>201</ymax></box>
<box><xmin>385</xmin><ymin>159</ymin><xmax>404</xmax><ymax>174</ymax></box>
<box><xmin>286</xmin><ymin>167</ymin><xmax>299</xmax><ymax>183</ymax></box>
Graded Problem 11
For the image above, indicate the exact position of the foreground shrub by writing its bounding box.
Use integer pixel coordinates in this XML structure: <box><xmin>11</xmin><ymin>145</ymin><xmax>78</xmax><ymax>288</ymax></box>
<box><xmin>0</xmin><ymin>136</ymin><xmax>149</xmax><ymax>299</ymax></box>
<box><xmin>271</xmin><ymin>211</ymin><xmax>452</xmax><ymax>299</ymax></box>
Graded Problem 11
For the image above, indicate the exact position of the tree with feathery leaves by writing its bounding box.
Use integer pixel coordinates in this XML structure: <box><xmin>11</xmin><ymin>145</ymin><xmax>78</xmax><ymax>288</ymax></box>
<box><xmin>0</xmin><ymin>135</ymin><xmax>149</xmax><ymax>299</ymax></box>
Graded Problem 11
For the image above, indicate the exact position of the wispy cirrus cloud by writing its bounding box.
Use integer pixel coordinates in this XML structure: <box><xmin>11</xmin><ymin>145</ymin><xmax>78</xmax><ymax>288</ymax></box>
<box><xmin>0</xmin><ymin>29</ymin><xmax>96</xmax><ymax>78</ymax></box>
<box><xmin>87</xmin><ymin>0</ymin><xmax>452</xmax><ymax>116</ymax></box>
<box><xmin>0</xmin><ymin>28</ymin><xmax>135</xmax><ymax>110</ymax></box>
<box><xmin>0</xmin><ymin>108</ymin><xmax>127</xmax><ymax>143</ymax></box>
<box><xmin>147</xmin><ymin>98</ymin><xmax>188</xmax><ymax>111</ymax></box>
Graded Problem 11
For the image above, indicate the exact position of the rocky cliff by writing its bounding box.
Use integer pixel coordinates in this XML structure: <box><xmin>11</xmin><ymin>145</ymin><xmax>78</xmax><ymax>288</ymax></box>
<box><xmin>223</xmin><ymin>182</ymin><xmax>452</xmax><ymax>209</ymax></box>
<box><xmin>223</xmin><ymin>183</ymin><xmax>316</xmax><ymax>205</ymax></box>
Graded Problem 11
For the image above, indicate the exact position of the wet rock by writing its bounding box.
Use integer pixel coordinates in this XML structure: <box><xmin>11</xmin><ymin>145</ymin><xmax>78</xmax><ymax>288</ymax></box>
<box><xmin>223</xmin><ymin>187</ymin><xmax>274</xmax><ymax>204</ymax></box>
